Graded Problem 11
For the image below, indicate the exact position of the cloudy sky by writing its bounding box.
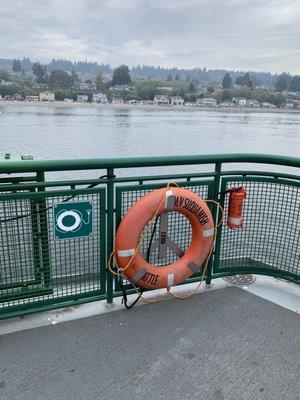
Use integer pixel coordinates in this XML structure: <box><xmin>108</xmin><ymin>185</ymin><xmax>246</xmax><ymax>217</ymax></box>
<box><xmin>0</xmin><ymin>0</ymin><xmax>299</xmax><ymax>73</ymax></box>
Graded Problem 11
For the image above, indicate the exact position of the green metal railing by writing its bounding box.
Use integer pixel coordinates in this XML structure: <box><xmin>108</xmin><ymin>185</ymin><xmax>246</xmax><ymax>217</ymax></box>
<box><xmin>0</xmin><ymin>153</ymin><xmax>299</xmax><ymax>319</ymax></box>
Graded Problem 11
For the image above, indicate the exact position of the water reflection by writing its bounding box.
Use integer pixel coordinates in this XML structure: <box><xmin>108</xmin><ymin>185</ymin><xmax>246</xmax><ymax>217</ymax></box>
<box><xmin>0</xmin><ymin>104</ymin><xmax>299</xmax><ymax>164</ymax></box>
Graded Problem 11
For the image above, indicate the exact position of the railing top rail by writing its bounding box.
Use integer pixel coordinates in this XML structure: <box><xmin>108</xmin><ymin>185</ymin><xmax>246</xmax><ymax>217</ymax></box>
<box><xmin>0</xmin><ymin>153</ymin><xmax>299</xmax><ymax>173</ymax></box>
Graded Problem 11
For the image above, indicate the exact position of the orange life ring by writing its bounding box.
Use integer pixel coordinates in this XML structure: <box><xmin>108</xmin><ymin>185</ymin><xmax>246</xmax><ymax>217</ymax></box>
<box><xmin>115</xmin><ymin>187</ymin><xmax>214</xmax><ymax>289</ymax></box>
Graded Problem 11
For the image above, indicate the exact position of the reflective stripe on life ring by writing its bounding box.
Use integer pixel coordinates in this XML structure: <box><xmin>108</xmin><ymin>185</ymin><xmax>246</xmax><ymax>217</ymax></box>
<box><xmin>115</xmin><ymin>187</ymin><xmax>214</xmax><ymax>289</ymax></box>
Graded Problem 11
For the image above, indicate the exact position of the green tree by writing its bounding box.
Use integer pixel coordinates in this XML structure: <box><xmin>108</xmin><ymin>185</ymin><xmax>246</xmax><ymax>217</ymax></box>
<box><xmin>246</xmin><ymin>74</ymin><xmax>253</xmax><ymax>88</ymax></box>
<box><xmin>213</xmin><ymin>89</ymin><xmax>223</xmax><ymax>103</ymax></box>
<box><xmin>71</xmin><ymin>69</ymin><xmax>79</xmax><ymax>82</ymax></box>
<box><xmin>235</xmin><ymin>73</ymin><xmax>252</xmax><ymax>88</ymax></box>
<box><xmin>112</xmin><ymin>65</ymin><xmax>131</xmax><ymax>85</ymax></box>
<box><xmin>207</xmin><ymin>85</ymin><xmax>215</xmax><ymax>93</ymax></box>
<box><xmin>95</xmin><ymin>74</ymin><xmax>103</xmax><ymax>90</ymax></box>
<box><xmin>12</xmin><ymin>59</ymin><xmax>22</xmax><ymax>72</ymax></box>
<box><xmin>222</xmin><ymin>89</ymin><xmax>232</xmax><ymax>101</ymax></box>
<box><xmin>0</xmin><ymin>68</ymin><xmax>10</xmax><ymax>81</ymax></box>
<box><xmin>32</xmin><ymin>62</ymin><xmax>47</xmax><ymax>83</ymax></box>
<box><xmin>136</xmin><ymin>81</ymin><xmax>156</xmax><ymax>100</ymax></box>
<box><xmin>186</xmin><ymin>75</ymin><xmax>191</xmax><ymax>82</ymax></box>
<box><xmin>239</xmin><ymin>85</ymin><xmax>252</xmax><ymax>98</ymax></box>
<box><xmin>275</xmin><ymin>73</ymin><xmax>290</xmax><ymax>91</ymax></box>
<box><xmin>222</xmin><ymin>73</ymin><xmax>232</xmax><ymax>89</ymax></box>
<box><xmin>188</xmin><ymin>82</ymin><xmax>196</xmax><ymax>93</ymax></box>
<box><xmin>269</xmin><ymin>93</ymin><xmax>284</xmax><ymax>107</ymax></box>
<box><xmin>288</xmin><ymin>75</ymin><xmax>300</xmax><ymax>92</ymax></box>
<box><xmin>175</xmin><ymin>74</ymin><xmax>180</xmax><ymax>81</ymax></box>
<box><xmin>167</xmin><ymin>73</ymin><xmax>173</xmax><ymax>82</ymax></box>
<box><xmin>49</xmin><ymin>69</ymin><xmax>74</xmax><ymax>88</ymax></box>
<box><xmin>252</xmin><ymin>90</ymin><xmax>269</xmax><ymax>103</ymax></box>
<box><xmin>176</xmin><ymin>85</ymin><xmax>185</xmax><ymax>97</ymax></box>
<box><xmin>184</xmin><ymin>93</ymin><xmax>197</xmax><ymax>103</ymax></box>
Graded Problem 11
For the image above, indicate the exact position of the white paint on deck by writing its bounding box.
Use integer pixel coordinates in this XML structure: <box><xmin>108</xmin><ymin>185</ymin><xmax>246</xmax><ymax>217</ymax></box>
<box><xmin>242</xmin><ymin>275</ymin><xmax>300</xmax><ymax>314</ymax></box>
<box><xmin>0</xmin><ymin>275</ymin><xmax>299</xmax><ymax>336</ymax></box>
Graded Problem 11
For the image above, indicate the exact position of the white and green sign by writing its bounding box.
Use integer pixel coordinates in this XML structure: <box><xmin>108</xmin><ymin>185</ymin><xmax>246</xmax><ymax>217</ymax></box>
<box><xmin>53</xmin><ymin>201</ymin><xmax>93</xmax><ymax>239</ymax></box>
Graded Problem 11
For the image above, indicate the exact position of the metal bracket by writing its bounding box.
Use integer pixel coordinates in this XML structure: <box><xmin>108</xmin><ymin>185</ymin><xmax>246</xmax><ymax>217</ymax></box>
<box><xmin>148</xmin><ymin>212</ymin><xmax>184</xmax><ymax>260</ymax></box>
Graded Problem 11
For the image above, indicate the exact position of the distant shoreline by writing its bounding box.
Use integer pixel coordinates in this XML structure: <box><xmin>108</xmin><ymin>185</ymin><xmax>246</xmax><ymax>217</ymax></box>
<box><xmin>0</xmin><ymin>100</ymin><xmax>299</xmax><ymax>114</ymax></box>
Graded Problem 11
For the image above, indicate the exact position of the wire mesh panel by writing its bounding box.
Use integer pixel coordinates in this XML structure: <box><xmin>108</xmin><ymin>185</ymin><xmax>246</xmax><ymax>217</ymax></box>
<box><xmin>214</xmin><ymin>177</ymin><xmax>300</xmax><ymax>281</ymax></box>
<box><xmin>0</xmin><ymin>195</ymin><xmax>38</xmax><ymax>289</ymax></box>
<box><xmin>0</xmin><ymin>188</ymin><xmax>106</xmax><ymax>315</ymax></box>
<box><xmin>115</xmin><ymin>180</ymin><xmax>213</xmax><ymax>288</ymax></box>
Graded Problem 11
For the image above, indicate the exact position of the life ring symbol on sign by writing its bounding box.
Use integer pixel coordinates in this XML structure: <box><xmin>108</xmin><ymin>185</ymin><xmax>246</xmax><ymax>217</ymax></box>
<box><xmin>55</xmin><ymin>209</ymin><xmax>91</xmax><ymax>233</ymax></box>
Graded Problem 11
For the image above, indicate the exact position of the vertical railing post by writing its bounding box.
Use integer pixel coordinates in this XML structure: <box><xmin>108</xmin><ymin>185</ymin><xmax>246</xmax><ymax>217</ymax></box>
<box><xmin>36</xmin><ymin>171</ymin><xmax>51</xmax><ymax>288</ymax></box>
<box><xmin>206</xmin><ymin>162</ymin><xmax>222</xmax><ymax>284</ymax></box>
<box><xmin>106</xmin><ymin>168</ymin><xmax>115</xmax><ymax>304</ymax></box>
<box><xmin>30</xmin><ymin>182</ymin><xmax>42</xmax><ymax>284</ymax></box>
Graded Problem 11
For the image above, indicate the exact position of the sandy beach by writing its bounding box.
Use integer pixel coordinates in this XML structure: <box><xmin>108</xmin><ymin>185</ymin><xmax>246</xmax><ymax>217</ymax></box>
<box><xmin>0</xmin><ymin>100</ymin><xmax>299</xmax><ymax>114</ymax></box>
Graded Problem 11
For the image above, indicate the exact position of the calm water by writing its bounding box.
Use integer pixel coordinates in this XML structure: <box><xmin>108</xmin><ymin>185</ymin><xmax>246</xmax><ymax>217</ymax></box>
<box><xmin>0</xmin><ymin>104</ymin><xmax>299</xmax><ymax>177</ymax></box>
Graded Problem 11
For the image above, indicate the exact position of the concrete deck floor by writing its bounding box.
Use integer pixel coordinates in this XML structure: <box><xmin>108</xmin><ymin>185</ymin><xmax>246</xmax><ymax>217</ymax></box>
<box><xmin>0</xmin><ymin>286</ymin><xmax>299</xmax><ymax>400</ymax></box>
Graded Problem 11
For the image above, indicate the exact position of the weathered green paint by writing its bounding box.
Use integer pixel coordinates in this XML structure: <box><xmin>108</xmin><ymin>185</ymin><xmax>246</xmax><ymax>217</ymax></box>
<box><xmin>206</xmin><ymin>162</ymin><xmax>222</xmax><ymax>285</ymax></box>
<box><xmin>37</xmin><ymin>172</ymin><xmax>51</xmax><ymax>289</ymax></box>
<box><xmin>0</xmin><ymin>153</ymin><xmax>299</xmax><ymax>174</ymax></box>
<box><xmin>106</xmin><ymin>168</ymin><xmax>114</xmax><ymax>304</ymax></box>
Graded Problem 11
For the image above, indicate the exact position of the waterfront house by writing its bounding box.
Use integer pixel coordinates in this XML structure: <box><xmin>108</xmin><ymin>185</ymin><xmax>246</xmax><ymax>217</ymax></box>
<box><xmin>64</xmin><ymin>98</ymin><xmax>74</xmax><ymax>102</ymax></box>
<box><xmin>12</xmin><ymin>94</ymin><xmax>22</xmax><ymax>101</ymax></box>
<box><xmin>283</xmin><ymin>100</ymin><xmax>300</xmax><ymax>109</ymax></box>
<box><xmin>247</xmin><ymin>99</ymin><xmax>260</xmax><ymax>107</ymax></box>
<box><xmin>39</xmin><ymin>91</ymin><xmax>55</xmax><ymax>102</ymax></box>
<box><xmin>282</xmin><ymin>90</ymin><xmax>299</xmax><ymax>96</ymax></box>
<box><xmin>293</xmin><ymin>100</ymin><xmax>300</xmax><ymax>109</ymax></box>
<box><xmin>0</xmin><ymin>80</ymin><xmax>14</xmax><ymax>86</ymax></box>
<box><xmin>156</xmin><ymin>86</ymin><xmax>174</xmax><ymax>92</ymax></box>
<box><xmin>283</xmin><ymin>102</ymin><xmax>295</xmax><ymax>109</ymax></box>
<box><xmin>170</xmin><ymin>96</ymin><xmax>184</xmax><ymax>106</ymax></box>
<box><xmin>196</xmin><ymin>97</ymin><xmax>217</xmax><ymax>107</ymax></box>
<box><xmin>35</xmin><ymin>83</ymin><xmax>49</xmax><ymax>89</ymax></box>
<box><xmin>140</xmin><ymin>100</ymin><xmax>154</xmax><ymax>105</ymax></box>
<box><xmin>233</xmin><ymin>97</ymin><xmax>247</xmax><ymax>107</ymax></box>
<box><xmin>110</xmin><ymin>85</ymin><xmax>135</xmax><ymax>91</ymax></box>
<box><xmin>77</xmin><ymin>94</ymin><xmax>89</xmax><ymax>103</ymax></box>
<box><xmin>92</xmin><ymin>93</ymin><xmax>108</xmax><ymax>103</ymax></box>
<box><xmin>25</xmin><ymin>95</ymin><xmax>39</xmax><ymax>102</ymax></box>
<box><xmin>219</xmin><ymin>101</ymin><xmax>235</xmax><ymax>107</ymax></box>
<box><xmin>112</xmin><ymin>98</ymin><xmax>125</xmax><ymax>104</ymax></box>
<box><xmin>154</xmin><ymin>95</ymin><xmax>170</xmax><ymax>105</ymax></box>
<box><xmin>261</xmin><ymin>102</ymin><xmax>276</xmax><ymax>108</ymax></box>
<box><xmin>79</xmin><ymin>82</ymin><xmax>97</xmax><ymax>91</ymax></box>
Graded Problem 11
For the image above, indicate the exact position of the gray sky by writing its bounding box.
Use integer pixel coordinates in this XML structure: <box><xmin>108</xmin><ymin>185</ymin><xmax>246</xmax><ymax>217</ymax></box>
<box><xmin>1</xmin><ymin>0</ymin><xmax>299</xmax><ymax>74</ymax></box>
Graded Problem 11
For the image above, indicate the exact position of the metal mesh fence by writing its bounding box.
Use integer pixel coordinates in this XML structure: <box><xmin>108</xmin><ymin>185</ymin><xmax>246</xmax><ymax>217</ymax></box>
<box><xmin>0</xmin><ymin>189</ymin><xmax>106</xmax><ymax>311</ymax></box>
<box><xmin>217</xmin><ymin>178</ymin><xmax>299</xmax><ymax>277</ymax></box>
<box><xmin>0</xmin><ymin>169</ymin><xmax>299</xmax><ymax>318</ymax></box>
<box><xmin>0</xmin><ymin>197</ymin><xmax>36</xmax><ymax>287</ymax></box>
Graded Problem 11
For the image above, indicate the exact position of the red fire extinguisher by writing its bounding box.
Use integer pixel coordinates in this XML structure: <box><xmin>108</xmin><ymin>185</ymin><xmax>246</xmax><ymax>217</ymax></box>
<box><xmin>227</xmin><ymin>187</ymin><xmax>247</xmax><ymax>229</ymax></box>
